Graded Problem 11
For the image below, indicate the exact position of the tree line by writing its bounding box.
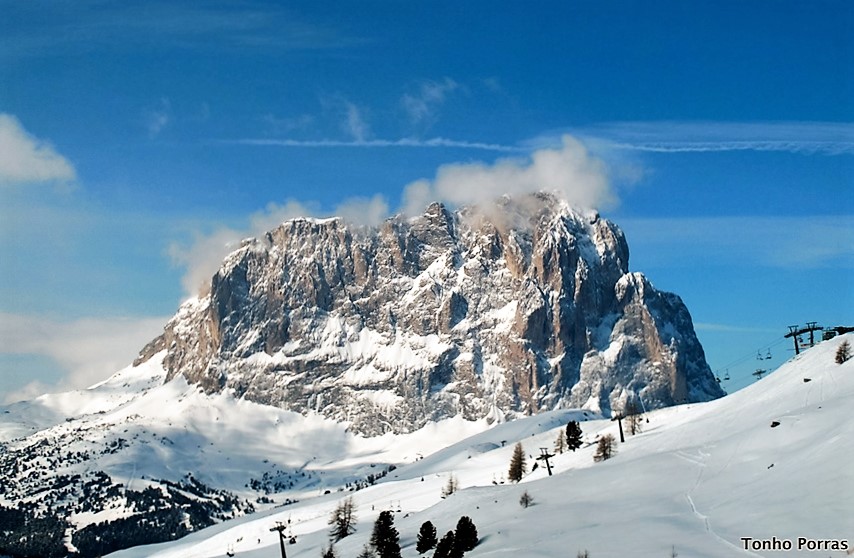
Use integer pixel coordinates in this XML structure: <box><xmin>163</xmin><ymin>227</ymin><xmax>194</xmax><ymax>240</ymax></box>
<box><xmin>324</xmin><ymin>496</ymin><xmax>478</xmax><ymax>558</ymax></box>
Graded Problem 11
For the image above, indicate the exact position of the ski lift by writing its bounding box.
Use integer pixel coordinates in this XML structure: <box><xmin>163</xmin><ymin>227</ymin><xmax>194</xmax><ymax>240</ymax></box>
<box><xmin>715</xmin><ymin>376</ymin><xmax>722</xmax><ymax>383</ymax></box>
<box><xmin>226</xmin><ymin>545</ymin><xmax>235</xmax><ymax>557</ymax></box>
<box><xmin>723</xmin><ymin>370</ymin><xmax>730</xmax><ymax>381</ymax></box>
<box><xmin>765</xmin><ymin>349</ymin><xmax>772</xmax><ymax>360</ymax></box>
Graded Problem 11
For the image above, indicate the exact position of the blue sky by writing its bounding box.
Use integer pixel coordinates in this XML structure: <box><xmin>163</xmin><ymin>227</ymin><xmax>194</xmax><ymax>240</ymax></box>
<box><xmin>1</xmin><ymin>0</ymin><xmax>852</xmax><ymax>402</ymax></box>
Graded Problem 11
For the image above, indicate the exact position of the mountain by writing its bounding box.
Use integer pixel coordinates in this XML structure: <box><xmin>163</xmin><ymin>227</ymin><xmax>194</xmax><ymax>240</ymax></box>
<box><xmin>136</xmin><ymin>193</ymin><xmax>723</xmax><ymax>435</ymax></box>
<box><xmin>111</xmin><ymin>333</ymin><xmax>853</xmax><ymax>558</ymax></box>
<box><xmin>0</xmin><ymin>194</ymin><xmax>726</xmax><ymax>557</ymax></box>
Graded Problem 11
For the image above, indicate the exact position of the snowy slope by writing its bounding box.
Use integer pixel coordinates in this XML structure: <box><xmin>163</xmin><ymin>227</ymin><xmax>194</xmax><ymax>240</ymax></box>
<box><xmin>108</xmin><ymin>334</ymin><xmax>853</xmax><ymax>558</ymax></box>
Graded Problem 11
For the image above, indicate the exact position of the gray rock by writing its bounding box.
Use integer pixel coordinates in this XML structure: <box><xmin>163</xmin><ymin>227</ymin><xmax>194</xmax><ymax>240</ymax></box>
<box><xmin>137</xmin><ymin>193</ymin><xmax>723</xmax><ymax>435</ymax></box>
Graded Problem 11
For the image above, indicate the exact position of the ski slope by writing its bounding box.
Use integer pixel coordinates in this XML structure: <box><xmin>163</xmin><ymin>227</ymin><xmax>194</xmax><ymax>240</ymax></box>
<box><xmin>108</xmin><ymin>334</ymin><xmax>853</xmax><ymax>558</ymax></box>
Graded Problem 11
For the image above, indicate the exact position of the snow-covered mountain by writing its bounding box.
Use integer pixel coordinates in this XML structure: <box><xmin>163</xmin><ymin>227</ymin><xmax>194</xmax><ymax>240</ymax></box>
<box><xmin>108</xmin><ymin>333</ymin><xmax>854</xmax><ymax>558</ymax></box>
<box><xmin>0</xmin><ymin>194</ymin><xmax>729</xmax><ymax>557</ymax></box>
<box><xmin>137</xmin><ymin>193</ymin><xmax>722</xmax><ymax>435</ymax></box>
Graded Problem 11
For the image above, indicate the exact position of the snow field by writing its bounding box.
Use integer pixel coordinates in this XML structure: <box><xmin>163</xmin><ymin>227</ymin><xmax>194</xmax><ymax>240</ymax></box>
<box><xmin>109</xmin><ymin>335</ymin><xmax>852</xmax><ymax>557</ymax></box>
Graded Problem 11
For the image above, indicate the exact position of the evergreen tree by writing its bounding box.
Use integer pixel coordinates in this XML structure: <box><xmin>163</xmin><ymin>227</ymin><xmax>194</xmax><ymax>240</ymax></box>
<box><xmin>370</xmin><ymin>510</ymin><xmax>401</xmax><ymax>558</ymax></box>
<box><xmin>356</xmin><ymin>545</ymin><xmax>376</xmax><ymax>558</ymax></box>
<box><xmin>508</xmin><ymin>442</ymin><xmax>526</xmax><ymax>482</ymax></box>
<box><xmin>328</xmin><ymin>497</ymin><xmax>356</xmax><ymax>541</ymax></box>
<box><xmin>566</xmin><ymin>421</ymin><xmax>583</xmax><ymax>452</ymax></box>
<box><xmin>519</xmin><ymin>490</ymin><xmax>534</xmax><ymax>508</ymax></box>
<box><xmin>321</xmin><ymin>545</ymin><xmax>337</xmax><ymax>558</ymax></box>
<box><xmin>454</xmin><ymin>516</ymin><xmax>478</xmax><ymax>552</ymax></box>
<box><xmin>593</xmin><ymin>434</ymin><xmax>616</xmax><ymax>462</ymax></box>
<box><xmin>554</xmin><ymin>430</ymin><xmax>566</xmax><ymax>454</ymax></box>
<box><xmin>433</xmin><ymin>531</ymin><xmax>460</xmax><ymax>558</ymax></box>
<box><xmin>416</xmin><ymin>520</ymin><xmax>438</xmax><ymax>553</ymax></box>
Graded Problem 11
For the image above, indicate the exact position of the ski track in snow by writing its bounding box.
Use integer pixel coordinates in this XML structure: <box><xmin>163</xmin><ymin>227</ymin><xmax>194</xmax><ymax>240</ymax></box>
<box><xmin>677</xmin><ymin>450</ymin><xmax>764</xmax><ymax>558</ymax></box>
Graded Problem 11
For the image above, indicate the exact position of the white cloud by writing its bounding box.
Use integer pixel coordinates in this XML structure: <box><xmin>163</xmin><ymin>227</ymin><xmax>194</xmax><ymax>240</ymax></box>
<box><xmin>0</xmin><ymin>313</ymin><xmax>168</xmax><ymax>403</ymax></box>
<box><xmin>0</xmin><ymin>113</ymin><xmax>76</xmax><ymax>184</ymax></box>
<box><xmin>334</xmin><ymin>194</ymin><xmax>390</xmax><ymax>228</ymax></box>
<box><xmin>401</xmin><ymin>135</ymin><xmax>616</xmax><ymax>216</ymax></box>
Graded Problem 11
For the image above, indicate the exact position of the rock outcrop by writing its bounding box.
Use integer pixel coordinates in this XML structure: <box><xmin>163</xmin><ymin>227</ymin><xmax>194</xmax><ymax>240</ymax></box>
<box><xmin>137</xmin><ymin>193</ymin><xmax>723</xmax><ymax>434</ymax></box>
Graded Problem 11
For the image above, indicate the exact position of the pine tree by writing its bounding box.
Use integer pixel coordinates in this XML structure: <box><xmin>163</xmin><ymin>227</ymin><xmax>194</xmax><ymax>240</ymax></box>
<box><xmin>566</xmin><ymin>421</ymin><xmax>583</xmax><ymax>452</ymax></box>
<box><xmin>519</xmin><ymin>490</ymin><xmax>534</xmax><ymax>508</ymax></box>
<box><xmin>433</xmin><ymin>531</ymin><xmax>459</xmax><ymax>558</ymax></box>
<box><xmin>454</xmin><ymin>516</ymin><xmax>478</xmax><ymax>552</ymax></box>
<box><xmin>321</xmin><ymin>545</ymin><xmax>337</xmax><ymax>558</ymax></box>
<box><xmin>508</xmin><ymin>442</ymin><xmax>526</xmax><ymax>482</ymax></box>
<box><xmin>593</xmin><ymin>434</ymin><xmax>616</xmax><ymax>462</ymax></box>
<box><xmin>370</xmin><ymin>510</ymin><xmax>401</xmax><ymax>558</ymax></box>
<box><xmin>416</xmin><ymin>521</ymin><xmax>438</xmax><ymax>553</ymax></box>
<box><xmin>356</xmin><ymin>545</ymin><xmax>376</xmax><ymax>558</ymax></box>
<box><xmin>836</xmin><ymin>340</ymin><xmax>851</xmax><ymax>364</ymax></box>
<box><xmin>328</xmin><ymin>496</ymin><xmax>356</xmax><ymax>541</ymax></box>
<box><xmin>554</xmin><ymin>430</ymin><xmax>566</xmax><ymax>454</ymax></box>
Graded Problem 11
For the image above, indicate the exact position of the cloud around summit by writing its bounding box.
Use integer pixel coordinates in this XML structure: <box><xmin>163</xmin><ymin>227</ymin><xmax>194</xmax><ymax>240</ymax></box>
<box><xmin>172</xmin><ymin>134</ymin><xmax>617</xmax><ymax>297</ymax></box>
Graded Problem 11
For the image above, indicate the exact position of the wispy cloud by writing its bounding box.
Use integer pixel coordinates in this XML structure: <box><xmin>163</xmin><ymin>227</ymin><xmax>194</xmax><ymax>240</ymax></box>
<box><xmin>343</xmin><ymin>101</ymin><xmax>370</xmax><ymax>142</ymax></box>
<box><xmin>401</xmin><ymin>77</ymin><xmax>460</xmax><ymax>129</ymax></box>
<box><xmin>0</xmin><ymin>113</ymin><xmax>76</xmax><ymax>184</ymax></box>
<box><xmin>541</xmin><ymin>121</ymin><xmax>854</xmax><ymax>156</ymax></box>
<box><xmin>230</xmin><ymin>137</ymin><xmax>522</xmax><ymax>152</ymax></box>
<box><xmin>620</xmin><ymin>215</ymin><xmax>854</xmax><ymax>269</ymax></box>
<box><xmin>1</xmin><ymin>3</ymin><xmax>365</xmax><ymax>60</ymax></box>
<box><xmin>168</xmin><ymin>197</ymin><xmax>392</xmax><ymax>297</ymax></box>
<box><xmin>694</xmin><ymin>322</ymin><xmax>779</xmax><ymax>334</ymax></box>
<box><xmin>144</xmin><ymin>98</ymin><xmax>172</xmax><ymax>138</ymax></box>
<box><xmin>0</xmin><ymin>313</ymin><xmax>168</xmax><ymax>403</ymax></box>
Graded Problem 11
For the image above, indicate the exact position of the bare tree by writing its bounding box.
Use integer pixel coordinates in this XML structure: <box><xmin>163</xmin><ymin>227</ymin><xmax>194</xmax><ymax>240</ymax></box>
<box><xmin>836</xmin><ymin>340</ymin><xmax>851</xmax><ymax>364</ymax></box>
<box><xmin>441</xmin><ymin>473</ymin><xmax>458</xmax><ymax>498</ymax></box>
<box><xmin>593</xmin><ymin>434</ymin><xmax>617</xmax><ymax>462</ymax></box>
<box><xmin>625</xmin><ymin>399</ymin><xmax>643</xmax><ymax>435</ymax></box>
<box><xmin>328</xmin><ymin>496</ymin><xmax>356</xmax><ymax>541</ymax></box>
<box><xmin>554</xmin><ymin>430</ymin><xmax>567</xmax><ymax>454</ymax></box>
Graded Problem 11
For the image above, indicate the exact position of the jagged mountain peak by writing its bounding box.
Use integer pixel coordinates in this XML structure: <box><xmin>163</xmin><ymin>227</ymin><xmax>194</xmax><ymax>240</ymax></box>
<box><xmin>136</xmin><ymin>193</ymin><xmax>721</xmax><ymax>435</ymax></box>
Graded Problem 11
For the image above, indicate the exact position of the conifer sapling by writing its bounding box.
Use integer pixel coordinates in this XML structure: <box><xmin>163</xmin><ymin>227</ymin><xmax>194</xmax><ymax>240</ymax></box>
<box><xmin>508</xmin><ymin>442</ymin><xmax>526</xmax><ymax>482</ymax></box>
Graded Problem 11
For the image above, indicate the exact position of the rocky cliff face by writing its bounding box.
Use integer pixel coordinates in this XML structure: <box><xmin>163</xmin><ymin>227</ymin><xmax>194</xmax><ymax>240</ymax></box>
<box><xmin>137</xmin><ymin>193</ymin><xmax>723</xmax><ymax>434</ymax></box>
